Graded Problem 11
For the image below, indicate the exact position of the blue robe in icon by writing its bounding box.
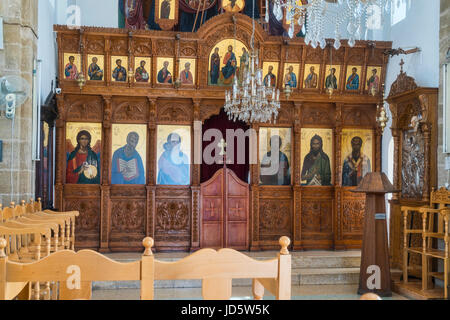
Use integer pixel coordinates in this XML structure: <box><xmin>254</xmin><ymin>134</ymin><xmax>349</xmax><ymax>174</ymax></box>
<box><xmin>157</xmin><ymin>149</ymin><xmax>190</xmax><ymax>185</ymax></box>
<box><xmin>346</xmin><ymin>73</ymin><xmax>360</xmax><ymax>90</ymax></box>
<box><xmin>111</xmin><ymin>146</ymin><xmax>145</xmax><ymax>184</ymax></box>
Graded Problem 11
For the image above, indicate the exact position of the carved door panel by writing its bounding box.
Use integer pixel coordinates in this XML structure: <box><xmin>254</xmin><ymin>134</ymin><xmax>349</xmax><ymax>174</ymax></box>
<box><xmin>201</xmin><ymin>168</ymin><xmax>249</xmax><ymax>249</ymax></box>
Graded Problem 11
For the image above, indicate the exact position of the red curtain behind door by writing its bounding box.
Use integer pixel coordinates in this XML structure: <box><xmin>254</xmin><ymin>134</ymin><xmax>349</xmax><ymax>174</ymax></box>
<box><xmin>201</xmin><ymin>108</ymin><xmax>250</xmax><ymax>183</ymax></box>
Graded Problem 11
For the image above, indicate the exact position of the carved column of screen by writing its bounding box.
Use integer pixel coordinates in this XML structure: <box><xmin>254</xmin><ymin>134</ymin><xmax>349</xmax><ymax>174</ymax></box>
<box><xmin>147</xmin><ymin>98</ymin><xmax>157</xmax><ymax>240</ymax></box>
<box><xmin>250</xmin><ymin>124</ymin><xmax>260</xmax><ymax>251</ymax></box>
<box><xmin>105</xmin><ymin>37</ymin><xmax>111</xmax><ymax>87</ymax></box>
<box><xmin>99</xmin><ymin>95</ymin><xmax>112</xmax><ymax>252</ymax></box>
<box><xmin>375</xmin><ymin>126</ymin><xmax>382</xmax><ymax>172</ymax></box>
<box><xmin>293</xmin><ymin>102</ymin><xmax>302</xmax><ymax>249</ymax></box>
<box><xmin>422</xmin><ymin>123</ymin><xmax>431</xmax><ymax>203</ymax></box>
<box><xmin>334</xmin><ymin>103</ymin><xmax>343</xmax><ymax>245</ymax></box>
<box><xmin>391</xmin><ymin>127</ymin><xmax>401</xmax><ymax>201</ymax></box>
<box><xmin>54</xmin><ymin>94</ymin><xmax>65</xmax><ymax>210</ymax></box>
<box><xmin>191</xmin><ymin>99</ymin><xmax>201</xmax><ymax>250</ymax></box>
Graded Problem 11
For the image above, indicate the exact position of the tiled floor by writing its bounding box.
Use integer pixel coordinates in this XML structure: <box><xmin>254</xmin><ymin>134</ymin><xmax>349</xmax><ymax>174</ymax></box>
<box><xmin>91</xmin><ymin>285</ymin><xmax>409</xmax><ymax>300</ymax></box>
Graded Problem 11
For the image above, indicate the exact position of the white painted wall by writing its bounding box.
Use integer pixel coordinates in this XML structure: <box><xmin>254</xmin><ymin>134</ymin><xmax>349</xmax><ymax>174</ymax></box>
<box><xmin>380</xmin><ymin>0</ymin><xmax>440</xmax><ymax>235</ymax></box>
<box><xmin>38</xmin><ymin>0</ymin><xmax>57</xmax><ymax>102</ymax></box>
<box><xmin>55</xmin><ymin>0</ymin><xmax>119</xmax><ymax>28</ymax></box>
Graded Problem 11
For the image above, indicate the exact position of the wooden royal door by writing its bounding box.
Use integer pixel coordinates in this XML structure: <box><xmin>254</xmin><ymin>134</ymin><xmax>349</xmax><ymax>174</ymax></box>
<box><xmin>200</xmin><ymin>168</ymin><xmax>249</xmax><ymax>250</ymax></box>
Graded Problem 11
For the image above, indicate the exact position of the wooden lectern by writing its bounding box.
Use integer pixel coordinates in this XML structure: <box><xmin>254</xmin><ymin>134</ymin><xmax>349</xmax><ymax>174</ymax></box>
<box><xmin>352</xmin><ymin>172</ymin><xmax>400</xmax><ymax>297</ymax></box>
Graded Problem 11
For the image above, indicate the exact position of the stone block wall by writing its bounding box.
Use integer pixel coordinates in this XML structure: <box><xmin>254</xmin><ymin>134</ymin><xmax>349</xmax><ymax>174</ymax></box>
<box><xmin>0</xmin><ymin>0</ymin><xmax>38</xmax><ymax>206</ymax></box>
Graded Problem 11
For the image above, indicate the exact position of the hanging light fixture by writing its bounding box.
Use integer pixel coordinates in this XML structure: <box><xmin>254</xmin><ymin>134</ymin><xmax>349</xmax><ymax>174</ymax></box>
<box><xmin>376</xmin><ymin>83</ymin><xmax>388</xmax><ymax>133</ymax></box>
<box><xmin>76</xmin><ymin>30</ymin><xmax>86</xmax><ymax>90</ymax></box>
<box><xmin>272</xmin><ymin>0</ymin><xmax>393</xmax><ymax>49</ymax></box>
<box><xmin>326</xmin><ymin>41</ymin><xmax>335</xmax><ymax>99</ymax></box>
<box><xmin>224</xmin><ymin>0</ymin><xmax>281</xmax><ymax>124</ymax></box>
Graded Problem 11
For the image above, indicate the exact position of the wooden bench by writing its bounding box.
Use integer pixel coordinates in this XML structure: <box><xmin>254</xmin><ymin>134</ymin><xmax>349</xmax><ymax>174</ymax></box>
<box><xmin>1</xmin><ymin>236</ymin><xmax>292</xmax><ymax>300</ymax></box>
<box><xmin>141</xmin><ymin>236</ymin><xmax>291</xmax><ymax>300</ymax></box>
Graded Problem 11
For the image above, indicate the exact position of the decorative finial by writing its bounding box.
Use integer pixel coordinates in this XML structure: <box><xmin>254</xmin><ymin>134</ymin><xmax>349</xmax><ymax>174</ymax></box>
<box><xmin>360</xmin><ymin>293</ymin><xmax>382</xmax><ymax>300</ymax></box>
<box><xmin>10</xmin><ymin>202</ymin><xmax>15</xmax><ymax>208</ymax></box>
<box><xmin>218</xmin><ymin>139</ymin><xmax>227</xmax><ymax>156</ymax></box>
<box><xmin>399</xmin><ymin>59</ymin><xmax>405</xmax><ymax>73</ymax></box>
<box><xmin>143</xmin><ymin>237</ymin><xmax>154</xmax><ymax>256</ymax></box>
<box><xmin>279</xmin><ymin>236</ymin><xmax>290</xmax><ymax>255</ymax></box>
<box><xmin>21</xmin><ymin>200</ymin><xmax>26</xmax><ymax>206</ymax></box>
<box><xmin>0</xmin><ymin>238</ymin><xmax>6</xmax><ymax>258</ymax></box>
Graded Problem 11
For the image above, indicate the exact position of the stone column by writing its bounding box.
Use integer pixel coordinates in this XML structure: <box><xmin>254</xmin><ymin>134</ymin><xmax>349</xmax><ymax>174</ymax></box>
<box><xmin>0</xmin><ymin>0</ymin><xmax>38</xmax><ymax>205</ymax></box>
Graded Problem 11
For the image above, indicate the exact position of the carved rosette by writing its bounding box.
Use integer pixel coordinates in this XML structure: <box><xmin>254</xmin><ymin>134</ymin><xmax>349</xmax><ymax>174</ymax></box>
<box><xmin>65</xmin><ymin>96</ymin><xmax>103</xmax><ymax>122</ymax></box>
<box><xmin>65</xmin><ymin>199</ymin><xmax>100</xmax><ymax>233</ymax></box>
<box><xmin>342</xmin><ymin>198</ymin><xmax>364</xmax><ymax>233</ymax></box>
<box><xmin>259</xmin><ymin>200</ymin><xmax>291</xmax><ymax>237</ymax></box>
<box><xmin>155</xmin><ymin>201</ymin><xmax>190</xmax><ymax>233</ymax></box>
<box><xmin>111</xmin><ymin>200</ymin><xmax>146</xmax><ymax>233</ymax></box>
<box><xmin>157</xmin><ymin>101</ymin><xmax>193</xmax><ymax>122</ymax></box>
<box><xmin>113</xmin><ymin>100</ymin><xmax>148</xmax><ymax>122</ymax></box>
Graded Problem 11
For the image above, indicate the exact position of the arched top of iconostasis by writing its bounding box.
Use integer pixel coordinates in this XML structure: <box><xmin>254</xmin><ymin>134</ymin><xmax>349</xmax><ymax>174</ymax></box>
<box><xmin>196</xmin><ymin>13</ymin><xmax>268</xmax><ymax>55</ymax></box>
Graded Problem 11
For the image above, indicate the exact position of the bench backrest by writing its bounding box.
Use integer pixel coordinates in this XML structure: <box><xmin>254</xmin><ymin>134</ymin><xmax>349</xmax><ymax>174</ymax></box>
<box><xmin>0</xmin><ymin>239</ymin><xmax>141</xmax><ymax>300</ymax></box>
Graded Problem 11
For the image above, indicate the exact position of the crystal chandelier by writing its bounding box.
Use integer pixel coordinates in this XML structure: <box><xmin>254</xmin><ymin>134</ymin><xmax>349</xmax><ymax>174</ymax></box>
<box><xmin>267</xmin><ymin>0</ymin><xmax>393</xmax><ymax>49</ymax></box>
<box><xmin>224</xmin><ymin>0</ymin><xmax>281</xmax><ymax>124</ymax></box>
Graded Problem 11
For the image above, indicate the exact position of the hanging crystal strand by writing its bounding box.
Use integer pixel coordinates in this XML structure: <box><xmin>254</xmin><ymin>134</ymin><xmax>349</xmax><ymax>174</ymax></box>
<box><xmin>265</xmin><ymin>0</ymin><xmax>269</xmax><ymax>23</ymax></box>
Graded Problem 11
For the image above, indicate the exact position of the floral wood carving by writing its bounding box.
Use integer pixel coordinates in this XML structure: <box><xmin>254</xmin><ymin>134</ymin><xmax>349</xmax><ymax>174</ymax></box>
<box><xmin>110</xmin><ymin>38</ymin><xmax>128</xmax><ymax>54</ymax></box>
<box><xmin>347</xmin><ymin>48</ymin><xmax>365</xmax><ymax>64</ymax></box>
<box><xmin>302</xmin><ymin>107</ymin><xmax>333</xmax><ymax>125</ymax></box>
<box><xmin>180</xmin><ymin>42</ymin><xmax>197</xmax><ymax>57</ymax></box>
<box><xmin>65</xmin><ymin>199</ymin><xmax>100</xmax><ymax>232</ymax></box>
<box><xmin>134</xmin><ymin>39</ymin><xmax>152</xmax><ymax>55</ymax></box>
<box><xmin>156</xmin><ymin>40</ymin><xmax>175</xmax><ymax>56</ymax></box>
<box><xmin>286</xmin><ymin>46</ymin><xmax>302</xmax><ymax>61</ymax></box>
<box><xmin>158</xmin><ymin>103</ymin><xmax>192</xmax><ymax>122</ymax></box>
<box><xmin>305</xmin><ymin>47</ymin><xmax>322</xmax><ymax>63</ymax></box>
<box><xmin>156</xmin><ymin>201</ymin><xmax>189</xmax><ymax>232</ymax></box>
<box><xmin>259</xmin><ymin>200</ymin><xmax>291</xmax><ymax>234</ymax></box>
<box><xmin>263</xmin><ymin>46</ymin><xmax>281</xmax><ymax>60</ymax></box>
<box><xmin>301</xmin><ymin>200</ymin><xmax>332</xmax><ymax>233</ymax></box>
<box><xmin>343</xmin><ymin>108</ymin><xmax>372</xmax><ymax>126</ymax></box>
<box><xmin>65</xmin><ymin>97</ymin><xmax>103</xmax><ymax>121</ymax></box>
<box><xmin>342</xmin><ymin>199</ymin><xmax>364</xmax><ymax>233</ymax></box>
<box><xmin>61</xmin><ymin>35</ymin><xmax>80</xmax><ymax>52</ymax></box>
<box><xmin>86</xmin><ymin>37</ymin><xmax>105</xmax><ymax>53</ymax></box>
<box><xmin>113</xmin><ymin>101</ymin><xmax>147</xmax><ymax>121</ymax></box>
<box><xmin>111</xmin><ymin>200</ymin><xmax>145</xmax><ymax>233</ymax></box>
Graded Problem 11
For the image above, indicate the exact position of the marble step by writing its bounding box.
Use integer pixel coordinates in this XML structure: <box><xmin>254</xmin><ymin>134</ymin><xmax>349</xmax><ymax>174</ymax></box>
<box><xmin>92</xmin><ymin>268</ymin><xmax>402</xmax><ymax>290</ymax></box>
<box><xmin>92</xmin><ymin>251</ymin><xmax>365</xmax><ymax>290</ymax></box>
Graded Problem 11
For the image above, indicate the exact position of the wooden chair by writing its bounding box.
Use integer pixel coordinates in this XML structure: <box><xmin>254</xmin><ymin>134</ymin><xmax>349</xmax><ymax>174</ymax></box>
<box><xmin>401</xmin><ymin>187</ymin><xmax>450</xmax><ymax>298</ymax></box>
<box><xmin>30</xmin><ymin>198</ymin><xmax>79</xmax><ymax>250</ymax></box>
<box><xmin>140</xmin><ymin>236</ymin><xmax>292</xmax><ymax>300</ymax></box>
<box><xmin>0</xmin><ymin>238</ymin><xmax>141</xmax><ymax>300</ymax></box>
<box><xmin>0</xmin><ymin>224</ymin><xmax>51</xmax><ymax>300</ymax></box>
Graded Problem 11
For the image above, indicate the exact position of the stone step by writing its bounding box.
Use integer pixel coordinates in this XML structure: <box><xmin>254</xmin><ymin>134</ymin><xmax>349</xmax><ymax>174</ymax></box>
<box><xmin>93</xmin><ymin>251</ymin><xmax>365</xmax><ymax>290</ymax></box>
<box><xmin>292</xmin><ymin>255</ymin><xmax>361</xmax><ymax>269</ymax></box>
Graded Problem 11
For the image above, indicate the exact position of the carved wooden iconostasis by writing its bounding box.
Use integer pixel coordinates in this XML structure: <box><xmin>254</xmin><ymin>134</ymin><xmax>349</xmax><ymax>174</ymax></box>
<box><xmin>54</xmin><ymin>13</ymin><xmax>391</xmax><ymax>252</ymax></box>
<box><xmin>386</xmin><ymin>66</ymin><xmax>438</xmax><ymax>271</ymax></box>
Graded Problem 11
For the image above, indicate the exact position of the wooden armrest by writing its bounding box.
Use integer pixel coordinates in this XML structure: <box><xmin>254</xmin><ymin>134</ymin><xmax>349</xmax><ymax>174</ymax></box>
<box><xmin>418</xmin><ymin>208</ymin><xmax>441</xmax><ymax>213</ymax></box>
<box><xmin>401</xmin><ymin>205</ymin><xmax>429</xmax><ymax>212</ymax></box>
<box><xmin>44</xmin><ymin>210</ymin><xmax>79</xmax><ymax>217</ymax></box>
